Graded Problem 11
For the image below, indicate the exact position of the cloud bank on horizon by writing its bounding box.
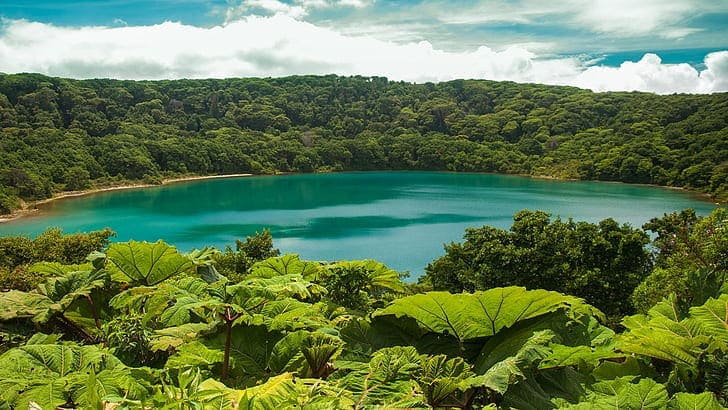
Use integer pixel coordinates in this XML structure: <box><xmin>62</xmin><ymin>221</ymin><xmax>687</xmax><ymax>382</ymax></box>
<box><xmin>0</xmin><ymin>0</ymin><xmax>726</xmax><ymax>94</ymax></box>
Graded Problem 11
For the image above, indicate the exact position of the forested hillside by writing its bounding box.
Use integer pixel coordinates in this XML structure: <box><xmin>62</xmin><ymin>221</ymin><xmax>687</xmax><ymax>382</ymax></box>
<box><xmin>0</xmin><ymin>73</ymin><xmax>726</xmax><ymax>214</ymax></box>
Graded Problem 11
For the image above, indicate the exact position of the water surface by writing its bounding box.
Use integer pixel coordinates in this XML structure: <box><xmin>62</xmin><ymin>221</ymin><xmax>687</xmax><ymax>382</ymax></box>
<box><xmin>0</xmin><ymin>172</ymin><xmax>716</xmax><ymax>277</ymax></box>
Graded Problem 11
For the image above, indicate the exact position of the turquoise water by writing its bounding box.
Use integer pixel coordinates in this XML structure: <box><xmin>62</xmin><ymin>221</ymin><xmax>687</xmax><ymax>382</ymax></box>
<box><xmin>0</xmin><ymin>172</ymin><xmax>717</xmax><ymax>277</ymax></box>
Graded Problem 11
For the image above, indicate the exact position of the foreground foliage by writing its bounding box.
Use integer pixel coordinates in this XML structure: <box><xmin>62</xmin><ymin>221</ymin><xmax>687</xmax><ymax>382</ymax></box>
<box><xmin>1</xmin><ymin>73</ymin><xmax>727</xmax><ymax>215</ymax></box>
<box><xmin>0</xmin><ymin>208</ymin><xmax>726</xmax><ymax>408</ymax></box>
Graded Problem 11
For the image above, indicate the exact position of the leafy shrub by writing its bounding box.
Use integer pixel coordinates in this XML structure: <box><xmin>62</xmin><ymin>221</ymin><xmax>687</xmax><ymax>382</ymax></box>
<box><xmin>103</xmin><ymin>314</ymin><xmax>166</xmax><ymax>367</ymax></box>
<box><xmin>0</xmin><ymin>188</ymin><xmax>19</xmax><ymax>214</ymax></box>
<box><xmin>0</xmin><ymin>227</ymin><xmax>115</xmax><ymax>271</ymax></box>
<box><xmin>0</xmin><ymin>265</ymin><xmax>46</xmax><ymax>291</ymax></box>
<box><xmin>215</xmin><ymin>229</ymin><xmax>280</xmax><ymax>280</ymax></box>
<box><xmin>322</xmin><ymin>264</ymin><xmax>372</xmax><ymax>311</ymax></box>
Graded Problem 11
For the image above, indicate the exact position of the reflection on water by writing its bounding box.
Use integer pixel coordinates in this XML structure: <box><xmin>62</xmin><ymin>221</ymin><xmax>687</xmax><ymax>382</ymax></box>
<box><xmin>0</xmin><ymin>172</ymin><xmax>716</xmax><ymax>277</ymax></box>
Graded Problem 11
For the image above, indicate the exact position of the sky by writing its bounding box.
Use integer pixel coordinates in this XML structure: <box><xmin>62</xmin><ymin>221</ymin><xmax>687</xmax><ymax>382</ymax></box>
<box><xmin>0</xmin><ymin>0</ymin><xmax>726</xmax><ymax>94</ymax></box>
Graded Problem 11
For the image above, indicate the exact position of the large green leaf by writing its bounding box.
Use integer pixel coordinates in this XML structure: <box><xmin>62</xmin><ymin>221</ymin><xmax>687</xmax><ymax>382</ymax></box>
<box><xmin>110</xmin><ymin>277</ymin><xmax>214</xmax><ymax>327</ymax></box>
<box><xmin>474</xmin><ymin>312</ymin><xmax>589</xmax><ymax>373</ymax></box>
<box><xmin>241</xmin><ymin>274</ymin><xmax>325</xmax><ymax>300</ymax></box>
<box><xmin>562</xmin><ymin>377</ymin><xmax>669</xmax><ymax>409</ymax></box>
<box><xmin>166</xmin><ymin>341</ymin><xmax>225</xmax><ymax>369</ymax></box>
<box><xmin>108</xmin><ymin>285</ymin><xmax>157</xmax><ymax>311</ymax></box>
<box><xmin>419</xmin><ymin>354</ymin><xmax>481</xmax><ymax>407</ymax></box>
<box><xmin>151</xmin><ymin>322</ymin><xmax>218</xmax><ymax>351</ymax></box>
<box><xmin>619</xmin><ymin>297</ymin><xmax>712</xmax><ymax>368</ymax></box>
<box><xmin>249</xmin><ymin>254</ymin><xmax>321</xmax><ymax>280</ymax></box>
<box><xmin>135</xmin><ymin>368</ymin><xmax>231</xmax><ymax>409</ymax></box>
<box><xmin>0</xmin><ymin>344</ymin><xmax>126</xmax><ymax>409</ymax></box>
<box><xmin>234</xmin><ymin>373</ymin><xmax>296</xmax><ymax>409</ymax></box>
<box><xmin>232</xmin><ymin>373</ymin><xmax>354</xmax><ymax>410</ymax></box>
<box><xmin>502</xmin><ymin>367</ymin><xmax>586</xmax><ymax>409</ymax></box>
<box><xmin>333</xmin><ymin>346</ymin><xmax>423</xmax><ymax>408</ymax></box>
<box><xmin>474</xmin><ymin>330</ymin><xmax>553</xmax><ymax>395</ymax></box>
<box><xmin>374</xmin><ymin>288</ymin><xmax>600</xmax><ymax>353</ymax></box>
<box><xmin>261</xmin><ymin>298</ymin><xmax>331</xmax><ymax>331</ymax></box>
<box><xmin>668</xmin><ymin>392</ymin><xmax>724</xmax><ymax>410</ymax></box>
<box><xmin>158</xmin><ymin>295</ymin><xmax>211</xmax><ymax>326</ymax></box>
<box><xmin>365</xmin><ymin>312</ymin><xmax>470</xmax><ymax>358</ymax></box>
<box><xmin>204</xmin><ymin>325</ymin><xmax>309</xmax><ymax>386</ymax></box>
<box><xmin>0</xmin><ymin>290</ymin><xmax>53</xmax><ymax>321</ymax></box>
<box><xmin>28</xmin><ymin>261</ymin><xmax>94</xmax><ymax>277</ymax></box>
<box><xmin>187</xmin><ymin>247</ymin><xmax>225</xmax><ymax>284</ymax></box>
<box><xmin>476</xmin><ymin>356</ymin><xmax>524</xmax><ymax>395</ymax></box>
<box><xmin>591</xmin><ymin>357</ymin><xmax>657</xmax><ymax>381</ymax></box>
<box><xmin>610</xmin><ymin>377</ymin><xmax>668</xmax><ymax>409</ymax></box>
<box><xmin>300</xmin><ymin>332</ymin><xmax>344</xmax><ymax>378</ymax></box>
<box><xmin>37</xmin><ymin>269</ymin><xmax>109</xmax><ymax>309</ymax></box>
<box><xmin>539</xmin><ymin>344</ymin><xmax>624</xmax><ymax>370</ymax></box>
<box><xmin>474</xmin><ymin>330</ymin><xmax>589</xmax><ymax>409</ymax></box>
<box><xmin>689</xmin><ymin>294</ymin><xmax>728</xmax><ymax>340</ymax></box>
<box><xmin>0</xmin><ymin>269</ymin><xmax>109</xmax><ymax>325</ymax></box>
<box><xmin>74</xmin><ymin>367</ymin><xmax>155</xmax><ymax>408</ymax></box>
<box><xmin>106</xmin><ymin>240</ymin><xmax>194</xmax><ymax>285</ymax></box>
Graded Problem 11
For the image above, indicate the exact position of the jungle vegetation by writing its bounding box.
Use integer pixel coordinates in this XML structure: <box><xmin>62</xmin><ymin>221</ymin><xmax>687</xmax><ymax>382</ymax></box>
<box><xmin>1</xmin><ymin>73</ymin><xmax>727</xmax><ymax>214</ymax></box>
<box><xmin>0</xmin><ymin>207</ymin><xmax>726</xmax><ymax>409</ymax></box>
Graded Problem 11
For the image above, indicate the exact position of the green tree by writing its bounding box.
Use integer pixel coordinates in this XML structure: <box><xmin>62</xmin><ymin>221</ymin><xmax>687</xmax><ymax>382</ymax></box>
<box><xmin>423</xmin><ymin>210</ymin><xmax>651</xmax><ymax>320</ymax></box>
<box><xmin>63</xmin><ymin>166</ymin><xmax>91</xmax><ymax>191</ymax></box>
<box><xmin>632</xmin><ymin>208</ymin><xmax>728</xmax><ymax>313</ymax></box>
<box><xmin>214</xmin><ymin>229</ymin><xmax>281</xmax><ymax>279</ymax></box>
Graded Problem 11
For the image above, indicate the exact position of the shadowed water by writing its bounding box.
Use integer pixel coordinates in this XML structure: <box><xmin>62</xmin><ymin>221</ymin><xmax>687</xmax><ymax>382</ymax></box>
<box><xmin>0</xmin><ymin>172</ymin><xmax>717</xmax><ymax>277</ymax></box>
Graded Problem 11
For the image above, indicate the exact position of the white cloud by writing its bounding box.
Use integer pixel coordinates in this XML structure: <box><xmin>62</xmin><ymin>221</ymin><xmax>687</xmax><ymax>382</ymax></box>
<box><xmin>0</xmin><ymin>17</ymin><xmax>725</xmax><ymax>94</ymax></box>
<box><xmin>571</xmin><ymin>0</ymin><xmax>693</xmax><ymax>37</ymax></box>
<box><xmin>227</xmin><ymin>0</ymin><xmax>307</xmax><ymax>20</ymax></box>
<box><xmin>336</xmin><ymin>0</ymin><xmax>373</xmax><ymax>8</ymax></box>
<box><xmin>436</xmin><ymin>0</ymin><xmax>724</xmax><ymax>40</ymax></box>
<box><xmin>573</xmin><ymin>52</ymin><xmax>728</xmax><ymax>94</ymax></box>
<box><xmin>698</xmin><ymin>51</ymin><xmax>728</xmax><ymax>93</ymax></box>
<box><xmin>661</xmin><ymin>28</ymin><xmax>704</xmax><ymax>40</ymax></box>
<box><xmin>225</xmin><ymin>0</ymin><xmax>374</xmax><ymax>21</ymax></box>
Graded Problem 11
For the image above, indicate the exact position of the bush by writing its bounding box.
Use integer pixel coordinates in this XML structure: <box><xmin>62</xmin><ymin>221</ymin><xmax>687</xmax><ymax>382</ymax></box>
<box><xmin>322</xmin><ymin>265</ymin><xmax>372</xmax><ymax>311</ymax></box>
<box><xmin>103</xmin><ymin>314</ymin><xmax>166</xmax><ymax>367</ymax></box>
<box><xmin>0</xmin><ymin>265</ymin><xmax>46</xmax><ymax>291</ymax></box>
<box><xmin>0</xmin><ymin>227</ymin><xmax>115</xmax><ymax>271</ymax></box>
<box><xmin>0</xmin><ymin>189</ymin><xmax>19</xmax><ymax>215</ymax></box>
<box><xmin>215</xmin><ymin>229</ymin><xmax>280</xmax><ymax>280</ymax></box>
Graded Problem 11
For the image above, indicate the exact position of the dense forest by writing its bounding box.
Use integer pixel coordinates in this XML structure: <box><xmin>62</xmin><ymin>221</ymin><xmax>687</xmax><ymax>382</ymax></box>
<box><xmin>0</xmin><ymin>73</ymin><xmax>727</xmax><ymax>214</ymax></box>
<box><xmin>0</xmin><ymin>208</ymin><xmax>726</xmax><ymax>408</ymax></box>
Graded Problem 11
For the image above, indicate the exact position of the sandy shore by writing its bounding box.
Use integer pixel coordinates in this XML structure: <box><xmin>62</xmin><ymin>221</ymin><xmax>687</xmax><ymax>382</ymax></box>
<box><xmin>0</xmin><ymin>173</ymin><xmax>253</xmax><ymax>223</ymax></box>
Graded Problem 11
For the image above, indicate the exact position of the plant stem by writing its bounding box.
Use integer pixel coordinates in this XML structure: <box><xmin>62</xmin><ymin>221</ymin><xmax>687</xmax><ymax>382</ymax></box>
<box><xmin>223</xmin><ymin>318</ymin><xmax>232</xmax><ymax>381</ymax></box>
<box><xmin>221</xmin><ymin>306</ymin><xmax>244</xmax><ymax>382</ymax></box>
<box><xmin>56</xmin><ymin>314</ymin><xmax>95</xmax><ymax>343</ymax></box>
<box><xmin>86</xmin><ymin>294</ymin><xmax>101</xmax><ymax>329</ymax></box>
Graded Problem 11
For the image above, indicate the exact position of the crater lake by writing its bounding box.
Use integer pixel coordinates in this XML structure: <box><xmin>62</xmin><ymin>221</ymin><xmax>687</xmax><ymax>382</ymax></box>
<box><xmin>0</xmin><ymin>172</ymin><xmax>717</xmax><ymax>277</ymax></box>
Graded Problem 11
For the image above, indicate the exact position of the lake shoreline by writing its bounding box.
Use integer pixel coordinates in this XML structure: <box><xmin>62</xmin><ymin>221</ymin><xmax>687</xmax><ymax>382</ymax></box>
<box><xmin>0</xmin><ymin>173</ymin><xmax>253</xmax><ymax>223</ymax></box>
<box><xmin>0</xmin><ymin>170</ymin><xmax>719</xmax><ymax>224</ymax></box>
<box><xmin>524</xmin><ymin>173</ymin><xmax>718</xmax><ymax>203</ymax></box>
